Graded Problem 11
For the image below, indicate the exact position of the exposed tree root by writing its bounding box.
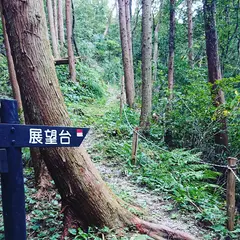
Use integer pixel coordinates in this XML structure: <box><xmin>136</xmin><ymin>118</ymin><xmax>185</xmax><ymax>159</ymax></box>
<box><xmin>61</xmin><ymin>205</ymin><xmax>79</xmax><ymax>240</ymax></box>
<box><xmin>132</xmin><ymin>217</ymin><xmax>196</xmax><ymax>240</ymax></box>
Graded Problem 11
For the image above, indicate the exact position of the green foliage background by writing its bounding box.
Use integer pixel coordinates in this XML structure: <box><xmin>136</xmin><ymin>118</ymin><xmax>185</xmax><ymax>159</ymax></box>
<box><xmin>0</xmin><ymin>0</ymin><xmax>239</xmax><ymax>239</ymax></box>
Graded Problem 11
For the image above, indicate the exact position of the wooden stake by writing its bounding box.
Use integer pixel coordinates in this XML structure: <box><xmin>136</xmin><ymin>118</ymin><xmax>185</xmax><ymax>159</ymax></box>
<box><xmin>131</xmin><ymin>127</ymin><xmax>139</xmax><ymax>165</ymax></box>
<box><xmin>227</xmin><ymin>157</ymin><xmax>237</xmax><ymax>231</ymax></box>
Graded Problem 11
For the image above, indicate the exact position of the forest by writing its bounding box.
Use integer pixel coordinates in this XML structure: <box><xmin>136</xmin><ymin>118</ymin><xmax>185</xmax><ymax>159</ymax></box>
<box><xmin>0</xmin><ymin>0</ymin><xmax>239</xmax><ymax>239</ymax></box>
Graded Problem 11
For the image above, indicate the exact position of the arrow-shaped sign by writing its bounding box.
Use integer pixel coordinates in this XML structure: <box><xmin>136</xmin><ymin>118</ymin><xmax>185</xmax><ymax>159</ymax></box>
<box><xmin>0</xmin><ymin>124</ymin><xmax>89</xmax><ymax>148</ymax></box>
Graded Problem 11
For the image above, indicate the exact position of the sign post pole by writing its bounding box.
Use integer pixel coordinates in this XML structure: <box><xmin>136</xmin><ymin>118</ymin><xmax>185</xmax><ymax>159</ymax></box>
<box><xmin>0</xmin><ymin>99</ymin><xmax>89</xmax><ymax>240</ymax></box>
<box><xmin>0</xmin><ymin>99</ymin><xmax>26</xmax><ymax>240</ymax></box>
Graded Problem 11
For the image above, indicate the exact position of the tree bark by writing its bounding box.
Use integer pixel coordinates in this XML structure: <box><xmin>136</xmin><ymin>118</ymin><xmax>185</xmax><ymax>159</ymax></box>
<box><xmin>58</xmin><ymin>0</ymin><xmax>65</xmax><ymax>49</ymax></box>
<box><xmin>168</xmin><ymin>0</ymin><xmax>175</xmax><ymax>101</ymax></box>
<box><xmin>187</xmin><ymin>0</ymin><xmax>193</xmax><ymax>68</ymax></box>
<box><xmin>46</xmin><ymin>0</ymin><xmax>59</xmax><ymax>58</ymax></box>
<box><xmin>53</xmin><ymin>0</ymin><xmax>59</xmax><ymax>46</ymax></box>
<box><xmin>140</xmin><ymin>0</ymin><xmax>153</xmax><ymax>129</ymax></box>
<box><xmin>66</xmin><ymin>0</ymin><xmax>76</xmax><ymax>81</ymax></box>
<box><xmin>118</xmin><ymin>0</ymin><xmax>135</xmax><ymax>107</ymax></box>
<box><xmin>2</xmin><ymin>1</ymin><xmax>196</xmax><ymax>238</ymax></box>
<box><xmin>71</xmin><ymin>0</ymin><xmax>80</xmax><ymax>56</ymax></box>
<box><xmin>153</xmin><ymin>22</ymin><xmax>160</xmax><ymax>83</ymax></box>
<box><xmin>0</xmin><ymin>11</ymin><xmax>23</xmax><ymax>116</ymax></box>
<box><xmin>1</xmin><ymin>15</ymin><xmax>47</xmax><ymax>186</ymax></box>
<box><xmin>125</xmin><ymin>0</ymin><xmax>134</xmax><ymax>74</ymax></box>
<box><xmin>30</xmin><ymin>147</ymin><xmax>50</xmax><ymax>187</ymax></box>
<box><xmin>152</xmin><ymin>1</ymin><xmax>163</xmax><ymax>83</ymax></box>
<box><xmin>203</xmin><ymin>0</ymin><xmax>228</xmax><ymax>150</ymax></box>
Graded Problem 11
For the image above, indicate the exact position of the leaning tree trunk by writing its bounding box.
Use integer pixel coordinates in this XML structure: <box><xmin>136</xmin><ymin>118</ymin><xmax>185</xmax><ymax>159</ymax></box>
<box><xmin>140</xmin><ymin>0</ymin><xmax>153</xmax><ymax>130</ymax></box>
<box><xmin>46</xmin><ymin>0</ymin><xmax>59</xmax><ymax>58</ymax></box>
<box><xmin>168</xmin><ymin>0</ymin><xmax>175</xmax><ymax>101</ymax></box>
<box><xmin>3</xmin><ymin>0</ymin><xmax>132</xmax><ymax>229</ymax></box>
<box><xmin>118</xmin><ymin>0</ymin><xmax>135</xmax><ymax>107</ymax></box>
<box><xmin>187</xmin><ymin>0</ymin><xmax>193</xmax><ymax>68</ymax></box>
<box><xmin>2</xmin><ymin>1</ymin><xmax>195</xmax><ymax>239</ymax></box>
<box><xmin>1</xmin><ymin>6</ymin><xmax>51</xmax><ymax>186</ymax></box>
<box><xmin>203</xmin><ymin>0</ymin><xmax>228</xmax><ymax>150</ymax></box>
<box><xmin>66</xmin><ymin>0</ymin><xmax>76</xmax><ymax>82</ymax></box>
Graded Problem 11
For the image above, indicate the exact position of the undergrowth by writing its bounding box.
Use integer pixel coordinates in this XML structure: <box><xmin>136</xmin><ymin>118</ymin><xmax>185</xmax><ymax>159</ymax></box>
<box><xmin>0</xmin><ymin>168</ymin><xmax>63</xmax><ymax>240</ymax></box>
<box><xmin>72</xmin><ymin>88</ymin><xmax>240</xmax><ymax>239</ymax></box>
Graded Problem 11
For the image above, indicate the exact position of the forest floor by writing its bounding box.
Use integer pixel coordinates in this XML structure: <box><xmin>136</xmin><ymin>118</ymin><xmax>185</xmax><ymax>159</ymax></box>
<box><xmin>82</xmin><ymin>85</ymin><xmax>212</xmax><ymax>239</ymax></box>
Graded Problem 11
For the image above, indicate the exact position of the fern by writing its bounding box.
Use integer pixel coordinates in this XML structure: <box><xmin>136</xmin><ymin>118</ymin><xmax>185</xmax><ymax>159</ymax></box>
<box><xmin>129</xmin><ymin>148</ymin><xmax>225</xmax><ymax>228</ymax></box>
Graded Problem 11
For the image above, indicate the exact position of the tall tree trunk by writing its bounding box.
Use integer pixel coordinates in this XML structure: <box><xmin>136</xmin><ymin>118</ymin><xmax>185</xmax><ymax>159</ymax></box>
<box><xmin>118</xmin><ymin>0</ymin><xmax>135</xmax><ymax>107</ymax></box>
<box><xmin>71</xmin><ymin>0</ymin><xmax>80</xmax><ymax>56</ymax></box>
<box><xmin>58</xmin><ymin>0</ymin><xmax>65</xmax><ymax>49</ymax></box>
<box><xmin>164</xmin><ymin>0</ymin><xmax>176</xmax><ymax>146</ymax></box>
<box><xmin>187</xmin><ymin>0</ymin><xmax>193</xmax><ymax>68</ymax></box>
<box><xmin>2</xmin><ymin>1</ymin><xmax>195</xmax><ymax>239</ymax></box>
<box><xmin>47</xmin><ymin>0</ymin><xmax>59</xmax><ymax>58</ymax></box>
<box><xmin>125</xmin><ymin>0</ymin><xmax>134</xmax><ymax>75</ymax></box>
<box><xmin>53</xmin><ymin>0</ymin><xmax>59</xmax><ymax>46</ymax></box>
<box><xmin>66</xmin><ymin>0</ymin><xmax>76</xmax><ymax>81</ymax></box>
<box><xmin>0</xmin><ymin>11</ymin><xmax>24</xmax><ymax>122</ymax></box>
<box><xmin>152</xmin><ymin>1</ymin><xmax>163</xmax><ymax>83</ymax></box>
<box><xmin>203</xmin><ymin>0</ymin><xmax>228</xmax><ymax>150</ymax></box>
<box><xmin>1</xmin><ymin>7</ymin><xmax>49</xmax><ymax>187</ymax></box>
<box><xmin>153</xmin><ymin>22</ymin><xmax>160</xmax><ymax>83</ymax></box>
<box><xmin>140</xmin><ymin>0</ymin><xmax>153</xmax><ymax>129</ymax></box>
<box><xmin>168</xmin><ymin>0</ymin><xmax>175</xmax><ymax>101</ymax></box>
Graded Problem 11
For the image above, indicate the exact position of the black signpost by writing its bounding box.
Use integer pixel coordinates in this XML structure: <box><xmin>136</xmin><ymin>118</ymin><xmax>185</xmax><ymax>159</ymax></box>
<box><xmin>0</xmin><ymin>99</ymin><xmax>89</xmax><ymax>240</ymax></box>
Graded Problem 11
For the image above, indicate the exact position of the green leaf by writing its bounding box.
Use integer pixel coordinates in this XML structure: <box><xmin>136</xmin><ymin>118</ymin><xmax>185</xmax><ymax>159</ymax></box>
<box><xmin>68</xmin><ymin>228</ymin><xmax>77</xmax><ymax>235</ymax></box>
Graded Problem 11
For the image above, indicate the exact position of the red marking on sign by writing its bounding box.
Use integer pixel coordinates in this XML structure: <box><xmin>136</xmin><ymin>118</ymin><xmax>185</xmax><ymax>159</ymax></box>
<box><xmin>76</xmin><ymin>129</ymin><xmax>83</xmax><ymax>137</ymax></box>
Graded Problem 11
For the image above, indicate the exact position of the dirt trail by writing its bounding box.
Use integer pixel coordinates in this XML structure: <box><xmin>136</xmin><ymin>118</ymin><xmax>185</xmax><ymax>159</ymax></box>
<box><xmin>83</xmin><ymin>86</ymin><xmax>210</xmax><ymax>239</ymax></box>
